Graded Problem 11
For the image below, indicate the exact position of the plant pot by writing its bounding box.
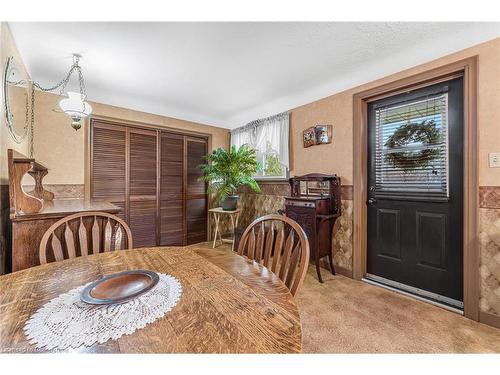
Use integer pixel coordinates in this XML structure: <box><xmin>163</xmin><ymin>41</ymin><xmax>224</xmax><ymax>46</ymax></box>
<box><xmin>221</xmin><ymin>195</ymin><xmax>239</xmax><ymax>211</ymax></box>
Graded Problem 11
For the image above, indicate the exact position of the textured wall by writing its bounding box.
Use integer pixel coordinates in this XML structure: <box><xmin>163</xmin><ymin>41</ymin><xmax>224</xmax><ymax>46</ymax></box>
<box><xmin>0</xmin><ymin>23</ymin><xmax>31</xmax><ymax>184</ymax></box>
<box><xmin>479</xmin><ymin>187</ymin><xmax>500</xmax><ymax>317</ymax></box>
<box><xmin>0</xmin><ymin>23</ymin><xmax>31</xmax><ymax>274</ymax></box>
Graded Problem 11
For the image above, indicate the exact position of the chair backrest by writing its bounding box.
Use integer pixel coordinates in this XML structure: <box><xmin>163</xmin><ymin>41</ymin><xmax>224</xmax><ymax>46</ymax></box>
<box><xmin>39</xmin><ymin>211</ymin><xmax>133</xmax><ymax>264</ymax></box>
<box><xmin>237</xmin><ymin>214</ymin><xmax>310</xmax><ymax>296</ymax></box>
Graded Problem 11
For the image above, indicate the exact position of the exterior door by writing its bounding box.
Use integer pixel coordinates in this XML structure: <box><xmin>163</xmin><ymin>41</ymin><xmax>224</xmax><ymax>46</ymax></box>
<box><xmin>367</xmin><ymin>77</ymin><xmax>464</xmax><ymax>307</ymax></box>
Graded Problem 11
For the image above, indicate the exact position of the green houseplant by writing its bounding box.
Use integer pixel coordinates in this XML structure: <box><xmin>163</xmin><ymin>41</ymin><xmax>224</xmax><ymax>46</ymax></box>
<box><xmin>200</xmin><ymin>145</ymin><xmax>261</xmax><ymax>210</ymax></box>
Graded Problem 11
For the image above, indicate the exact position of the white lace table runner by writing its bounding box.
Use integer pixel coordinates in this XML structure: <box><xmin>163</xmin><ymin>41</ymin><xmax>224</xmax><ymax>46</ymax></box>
<box><xmin>24</xmin><ymin>273</ymin><xmax>182</xmax><ymax>350</ymax></box>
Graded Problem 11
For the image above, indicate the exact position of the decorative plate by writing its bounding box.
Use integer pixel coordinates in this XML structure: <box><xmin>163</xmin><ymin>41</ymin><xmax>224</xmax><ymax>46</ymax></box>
<box><xmin>80</xmin><ymin>270</ymin><xmax>160</xmax><ymax>305</ymax></box>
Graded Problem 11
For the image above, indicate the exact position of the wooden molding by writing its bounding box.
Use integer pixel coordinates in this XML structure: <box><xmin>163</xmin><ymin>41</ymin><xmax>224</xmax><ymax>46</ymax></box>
<box><xmin>479</xmin><ymin>311</ymin><xmax>500</xmax><ymax>329</ymax></box>
<box><xmin>318</xmin><ymin>259</ymin><xmax>353</xmax><ymax>278</ymax></box>
<box><xmin>352</xmin><ymin>56</ymin><xmax>479</xmax><ymax>321</ymax></box>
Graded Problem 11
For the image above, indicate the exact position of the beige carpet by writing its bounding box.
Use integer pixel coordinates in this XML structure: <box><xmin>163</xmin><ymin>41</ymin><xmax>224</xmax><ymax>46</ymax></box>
<box><xmin>296</xmin><ymin>266</ymin><xmax>500</xmax><ymax>353</ymax></box>
<box><xmin>193</xmin><ymin>243</ymin><xmax>500</xmax><ymax>353</ymax></box>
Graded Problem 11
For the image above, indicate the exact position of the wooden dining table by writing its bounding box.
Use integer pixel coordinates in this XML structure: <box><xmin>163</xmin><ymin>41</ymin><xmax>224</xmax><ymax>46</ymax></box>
<box><xmin>0</xmin><ymin>246</ymin><xmax>302</xmax><ymax>353</ymax></box>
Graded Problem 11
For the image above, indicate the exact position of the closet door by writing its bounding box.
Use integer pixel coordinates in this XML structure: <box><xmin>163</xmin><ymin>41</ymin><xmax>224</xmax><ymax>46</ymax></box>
<box><xmin>159</xmin><ymin>132</ymin><xmax>184</xmax><ymax>246</ymax></box>
<box><xmin>91</xmin><ymin>121</ymin><xmax>127</xmax><ymax>220</ymax></box>
<box><xmin>185</xmin><ymin>137</ymin><xmax>208</xmax><ymax>245</ymax></box>
<box><xmin>128</xmin><ymin>128</ymin><xmax>158</xmax><ymax>248</ymax></box>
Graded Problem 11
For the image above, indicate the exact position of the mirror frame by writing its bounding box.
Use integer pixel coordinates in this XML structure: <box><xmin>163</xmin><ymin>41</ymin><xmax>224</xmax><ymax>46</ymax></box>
<box><xmin>3</xmin><ymin>56</ymin><xmax>30</xmax><ymax>143</ymax></box>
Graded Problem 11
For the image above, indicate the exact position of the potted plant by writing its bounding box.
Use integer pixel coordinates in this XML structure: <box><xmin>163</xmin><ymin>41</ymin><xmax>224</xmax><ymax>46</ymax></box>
<box><xmin>200</xmin><ymin>145</ymin><xmax>261</xmax><ymax>210</ymax></box>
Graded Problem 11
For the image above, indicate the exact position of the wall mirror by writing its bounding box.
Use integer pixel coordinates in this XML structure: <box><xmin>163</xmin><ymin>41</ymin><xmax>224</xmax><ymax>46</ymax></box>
<box><xmin>3</xmin><ymin>56</ymin><xmax>31</xmax><ymax>143</ymax></box>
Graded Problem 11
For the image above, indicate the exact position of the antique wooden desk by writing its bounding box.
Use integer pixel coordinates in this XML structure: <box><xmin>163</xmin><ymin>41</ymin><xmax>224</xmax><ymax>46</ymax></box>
<box><xmin>283</xmin><ymin>173</ymin><xmax>342</xmax><ymax>283</ymax></box>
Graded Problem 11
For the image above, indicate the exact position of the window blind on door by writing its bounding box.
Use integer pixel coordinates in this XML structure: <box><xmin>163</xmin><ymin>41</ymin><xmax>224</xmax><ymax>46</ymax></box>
<box><xmin>375</xmin><ymin>93</ymin><xmax>449</xmax><ymax>198</ymax></box>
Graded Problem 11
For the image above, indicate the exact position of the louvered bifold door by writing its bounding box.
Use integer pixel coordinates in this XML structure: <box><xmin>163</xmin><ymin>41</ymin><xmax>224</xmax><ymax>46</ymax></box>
<box><xmin>185</xmin><ymin>137</ymin><xmax>208</xmax><ymax>245</ymax></box>
<box><xmin>91</xmin><ymin>121</ymin><xmax>127</xmax><ymax>220</ymax></box>
<box><xmin>160</xmin><ymin>132</ymin><xmax>184</xmax><ymax>246</ymax></box>
<box><xmin>128</xmin><ymin>128</ymin><xmax>158</xmax><ymax>248</ymax></box>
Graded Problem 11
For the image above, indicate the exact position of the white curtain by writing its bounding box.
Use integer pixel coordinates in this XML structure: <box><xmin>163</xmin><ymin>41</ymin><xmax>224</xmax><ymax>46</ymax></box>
<box><xmin>230</xmin><ymin>112</ymin><xmax>289</xmax><ymax>169</ymax></box>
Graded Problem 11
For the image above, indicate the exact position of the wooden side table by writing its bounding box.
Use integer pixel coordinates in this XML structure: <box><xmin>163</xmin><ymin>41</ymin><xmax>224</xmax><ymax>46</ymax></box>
<box><xmin>209</xmin><ymin>207</ymin><xmax>241</xmax><ymax>251</ymax></box>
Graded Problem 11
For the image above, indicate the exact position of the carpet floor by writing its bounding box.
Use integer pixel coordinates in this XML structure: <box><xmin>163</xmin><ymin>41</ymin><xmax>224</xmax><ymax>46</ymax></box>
<box><xmin>193</xmin><ymin>242</ymin><xmax>500</xmax><ymax>353</ymax></box>
<box><xmin>296</xmin><ymin>266</ymin><xmax>500</xmax><ymax>353</ymax></box>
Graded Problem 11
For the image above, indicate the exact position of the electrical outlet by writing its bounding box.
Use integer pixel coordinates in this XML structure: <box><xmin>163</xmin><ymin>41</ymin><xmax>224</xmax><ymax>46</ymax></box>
<box><xmin>489</xmin><ymin>153</ymin><xmax>500</xmax><ymax>168</ymax></box>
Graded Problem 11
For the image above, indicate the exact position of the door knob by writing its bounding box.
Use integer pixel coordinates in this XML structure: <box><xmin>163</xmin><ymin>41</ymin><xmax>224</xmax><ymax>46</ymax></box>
<box><xmin>367</xmin><ymin>198</ymin><xmax>377</xmax><ymax>205</ymax></box>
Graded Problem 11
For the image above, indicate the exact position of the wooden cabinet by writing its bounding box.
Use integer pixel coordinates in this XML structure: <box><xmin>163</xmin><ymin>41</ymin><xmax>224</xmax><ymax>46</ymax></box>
<box><xmin>284</xmin><ymin>173</ymin><xmax>342</xmax><ymax>283</ymax></box>
<box><xmin>90</xmin><ymin>120</ymin><xmax>208</xmax><ymax>247</ymax></box>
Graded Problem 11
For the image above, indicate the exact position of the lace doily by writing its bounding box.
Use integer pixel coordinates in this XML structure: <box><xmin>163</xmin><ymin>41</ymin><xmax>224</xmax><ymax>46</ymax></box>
<box><xmin>24</xmin><ymin>273</ymin><xmax>182</xmax><ymax>350</ymax></box>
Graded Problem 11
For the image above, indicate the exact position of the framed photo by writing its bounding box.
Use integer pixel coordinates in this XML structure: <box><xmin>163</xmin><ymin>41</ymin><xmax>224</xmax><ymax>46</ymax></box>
<box><xmin>315</xmin><ymin>125</ymin><xmax>332</xmax><ymax>144</ymax></box>
<box><xmin>303</xmin><ymin>126</ymin><xmax>316</xmax><ymax>148</ymax></box>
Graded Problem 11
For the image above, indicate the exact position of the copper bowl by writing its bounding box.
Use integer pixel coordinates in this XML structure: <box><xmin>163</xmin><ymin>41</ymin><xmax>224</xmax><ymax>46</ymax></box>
<box><xmin>80</xmin><ymin>270</ymin><xmax>160</xmax><ymax>305</ymax></box>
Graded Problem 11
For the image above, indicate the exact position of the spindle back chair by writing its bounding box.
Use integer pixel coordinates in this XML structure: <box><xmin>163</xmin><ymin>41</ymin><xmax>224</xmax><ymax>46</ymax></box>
<box><xmin>39</xmin><ymin>211</ymin><xmax>133</xmax><ymax>264</ymax></box>
<box><xmin>237</xmin><ymin>214</ymin><xmax>310</xmax><ymax>296</ymax></box>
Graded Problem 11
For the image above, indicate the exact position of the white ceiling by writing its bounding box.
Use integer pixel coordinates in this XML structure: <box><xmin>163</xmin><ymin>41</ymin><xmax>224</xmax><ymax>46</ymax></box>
<box><xmin>9</xmin><ymin>22</ymin><xmax>500</xmax><ymax>129</ymax></box>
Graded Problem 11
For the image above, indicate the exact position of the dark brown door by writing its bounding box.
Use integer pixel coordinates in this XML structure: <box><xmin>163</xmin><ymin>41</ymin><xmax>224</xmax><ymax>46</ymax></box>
<box><xmin>185</xmin><ymin>137</ymin><xmax>208</xmax><ymax>245</ymax></box>
<box><xmin>90</xmin><ymin>121</ymin><xmax>127</xmax><ymax>220</ymax></box>
<box><xmin>90</xmin><ymin>120</ymin><xmax>208</xmax><ymax>248</ymax></box>
<box><xmin>159</xmin><ymin>132</ymin><xmax>184</xmax><ymax>246</ymax></box>
<box><xmin>367</xmin><ymin>77</ymin><xmax>464</xmax><ymax>308</ymax></box>
<box><xmin>128</xmin><ymin>128</ymin><xmax>158</xmax><ymax>248</ymax></box>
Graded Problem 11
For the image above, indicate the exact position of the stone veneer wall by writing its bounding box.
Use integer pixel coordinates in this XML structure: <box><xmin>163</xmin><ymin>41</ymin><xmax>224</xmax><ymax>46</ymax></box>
<box><xmin>479</xmin><ymin>186</ymin><xmax>500</xmax><ymax>318</ymax></box>
<box><xmin>211</xmin><ymin>181</ymin><xmax>354</xmax><ymax>274</ymax></box>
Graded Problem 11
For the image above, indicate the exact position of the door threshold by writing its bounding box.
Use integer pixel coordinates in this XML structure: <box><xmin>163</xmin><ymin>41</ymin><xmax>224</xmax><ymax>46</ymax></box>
<box><xmin>362</xmin><ymin>274</ymin><xmax>464</xmax><ymax>315</ymax></box>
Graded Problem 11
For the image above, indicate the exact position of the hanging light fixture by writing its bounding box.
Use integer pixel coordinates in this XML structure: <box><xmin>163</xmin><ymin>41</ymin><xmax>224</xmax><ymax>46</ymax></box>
<box><xmin>33</xmin><ymin>53</ymin><xmax>92</xmax><ymax>130</ymax></box>
<box><xmin>59</xmin><ymin>91</ymin><xmax>92</xmax><ymax>130</ymax></box>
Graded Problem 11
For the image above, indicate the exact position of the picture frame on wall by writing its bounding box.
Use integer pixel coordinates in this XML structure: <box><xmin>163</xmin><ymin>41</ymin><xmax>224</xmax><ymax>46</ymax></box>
<box><xmin>315</xmin><ymin>124</ymin><xmax>333</xmax><ymax>144</ymax></box>
<box><xmin>303</xmin><ymin>126</ymin><xmax>317</xmax><ymax>148</ymax></box>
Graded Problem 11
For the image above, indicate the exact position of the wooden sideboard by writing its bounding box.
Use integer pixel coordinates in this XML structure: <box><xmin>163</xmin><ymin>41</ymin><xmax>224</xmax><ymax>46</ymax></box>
<box><xmin>6</xmin><ymin>149</ymin><xmax>120</xmax><ymax>272</ymax></box>
<box><xmin>9</xmin><ymin>199</ymin><xmax>120</xmax><ymax>272</ymax></box>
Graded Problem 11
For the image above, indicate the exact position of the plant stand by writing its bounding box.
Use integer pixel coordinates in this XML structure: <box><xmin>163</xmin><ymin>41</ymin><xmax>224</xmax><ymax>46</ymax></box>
<box><xmin>209</xmin><ymin>207</ymin><xmax>241</xmax><ymax>251</ymax></box>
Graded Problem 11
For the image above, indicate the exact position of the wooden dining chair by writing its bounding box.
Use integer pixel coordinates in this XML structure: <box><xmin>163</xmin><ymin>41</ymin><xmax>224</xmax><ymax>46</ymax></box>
<box><xmin>237</xmin><ymin>214</ymin><xmax>310</xmax><ymax>296</ymax></box>
<box><xmin>39</xmin><ymin>211</ymin><xmax>133</xmax><ymax>264</ymax></box>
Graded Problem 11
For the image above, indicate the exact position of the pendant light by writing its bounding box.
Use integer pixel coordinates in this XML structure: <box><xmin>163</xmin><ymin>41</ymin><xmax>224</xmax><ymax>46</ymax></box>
<box><xmin>59</xmin><ymin>91</ymin><xmax>92</xmax><ymax>130</ymax></box>
<box><xmin>33</xmin><ymin>54</ymin><xmax>92</xmax><ymax>130</ymax></box>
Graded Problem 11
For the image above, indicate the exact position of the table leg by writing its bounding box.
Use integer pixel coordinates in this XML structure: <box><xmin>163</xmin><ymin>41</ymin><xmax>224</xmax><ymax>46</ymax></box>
<box><xmin>212</xmin><ymin>213</ymin><xmax>220</xmax><ymax>248</ymax></box>
<box><xmin>230</xmin><ymin>212</ymin><xmax>240</xmax><ymax>252</ymax></box>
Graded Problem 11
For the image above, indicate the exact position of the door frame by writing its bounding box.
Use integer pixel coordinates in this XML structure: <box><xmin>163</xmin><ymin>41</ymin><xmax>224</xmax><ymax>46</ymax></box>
<box><xmin>352</xmin><ymin>56</ymin><xmax>479</xmax><ymax>320</ymax></box>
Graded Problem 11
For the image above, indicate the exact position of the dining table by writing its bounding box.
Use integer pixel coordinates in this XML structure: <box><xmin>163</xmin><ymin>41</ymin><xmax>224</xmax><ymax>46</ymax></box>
<box><xmin>0</xmin><ymin>246</ymin><xmax>302</xmax><ymax>353</ymax></box>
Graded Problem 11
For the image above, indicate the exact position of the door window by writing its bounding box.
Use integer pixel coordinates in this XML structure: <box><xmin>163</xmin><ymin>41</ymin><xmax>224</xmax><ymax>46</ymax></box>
<box><xmin>374</xmin><ymin>93</ymin><xmax>449</xmax><ymax>199</ymax></box>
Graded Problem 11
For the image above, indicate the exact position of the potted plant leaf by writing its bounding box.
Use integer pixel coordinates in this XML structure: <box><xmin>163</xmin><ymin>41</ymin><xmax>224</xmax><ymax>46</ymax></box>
<box><xmin>200</xmin><ymin>145</ymin><xmax>261</xmax><ymax>210</ymax></box>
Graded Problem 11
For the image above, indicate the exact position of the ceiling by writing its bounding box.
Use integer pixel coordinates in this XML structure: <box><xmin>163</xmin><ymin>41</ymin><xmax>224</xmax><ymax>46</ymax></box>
<box><xmin>9</xmin><ymin>22</ymin><xmax>500</xmax><ymax>129</ymax></box>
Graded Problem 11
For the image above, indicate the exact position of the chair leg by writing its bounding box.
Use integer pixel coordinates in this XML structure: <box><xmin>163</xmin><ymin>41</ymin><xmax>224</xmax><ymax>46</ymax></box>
<box><xmin>315</xmin><ymin>257</ymin><xmax>323</xmax><ymax>283</ymax></box>
<box><xmin>314</xmin><ymin>240</ymin><xmax>323</xmax><ymax>283</ymax></box>
<box><xmin>328</xmin><ymin>250</ymin><xmax>336</xmax><ymax>275</ymax></box>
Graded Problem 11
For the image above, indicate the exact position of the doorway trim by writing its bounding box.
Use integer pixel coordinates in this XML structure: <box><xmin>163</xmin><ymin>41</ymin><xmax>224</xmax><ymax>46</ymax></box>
<box><xmin>352</xmin><ymin>56</ymin><xmax>479</xmax><ymax>321</ymax></box>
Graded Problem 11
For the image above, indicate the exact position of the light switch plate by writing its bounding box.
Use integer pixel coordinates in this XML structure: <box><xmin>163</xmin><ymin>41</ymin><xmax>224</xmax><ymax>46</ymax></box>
<box><xmin>489</xmin><ymin>152</ymin><xmax>500</xmax><ymax>168</ymax></box>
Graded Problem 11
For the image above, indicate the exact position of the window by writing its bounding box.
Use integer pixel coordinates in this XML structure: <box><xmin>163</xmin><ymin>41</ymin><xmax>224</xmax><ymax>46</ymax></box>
<box><xmin>374</xmin><ymin>93</ymin><xmax>449</xmax><ymax>199</ymax></box>
<box><xmin>231</xmin><ymin>112</ymin><xmax>289</xmax><ymax>180</ymax></box>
